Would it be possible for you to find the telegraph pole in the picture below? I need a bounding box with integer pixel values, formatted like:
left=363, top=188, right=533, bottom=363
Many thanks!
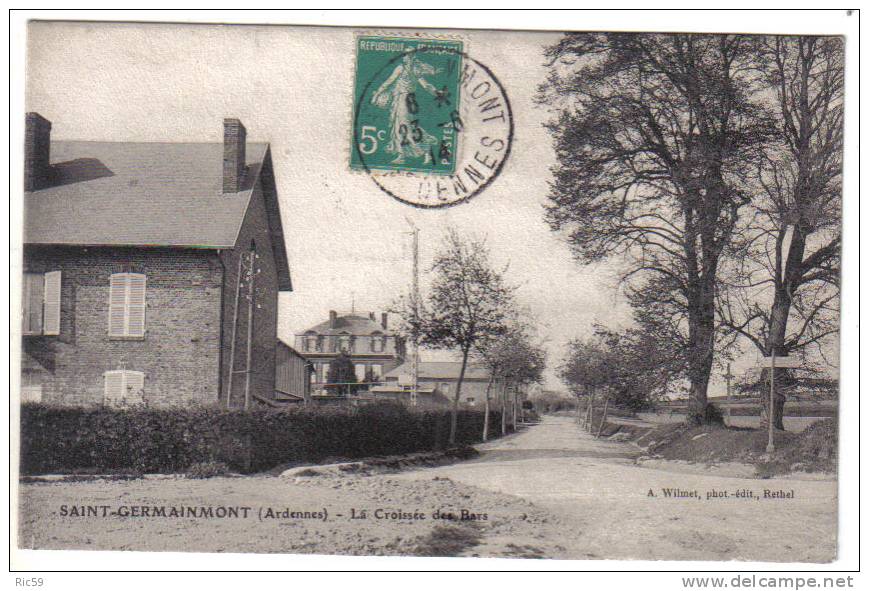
left=410, top=225, right=420, bottom=407
left=243, top=249, right=256, bottom=410
left=724, top=363, right=733, bottom=427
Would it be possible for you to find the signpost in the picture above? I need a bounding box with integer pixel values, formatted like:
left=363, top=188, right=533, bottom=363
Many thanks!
left=755, top=353, right=800, bottom=453
left=724, top=363, right=734, bottom=426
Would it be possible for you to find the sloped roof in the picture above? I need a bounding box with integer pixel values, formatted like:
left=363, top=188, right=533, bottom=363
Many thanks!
left=277, top=338, right=308, bottom=359
left=302, top=314, right=391, bottom=336
left=24, top=141, right=264, bottom=247
left=23, top=140, right=292, bottom=291
left=384, top=361, right=490, bottom=381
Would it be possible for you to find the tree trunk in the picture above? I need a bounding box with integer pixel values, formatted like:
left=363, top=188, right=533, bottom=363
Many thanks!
left=510, top=386, right=519, bottom=431
left=449, top=348, right=470, bottom=445
left=482, top=375, right=494, bottom=442
left=500, top=380, right=507, bottom=435
left=596, top=394, right=610, bottom=438
left=686, top=282, right=716, bottom=426
left=765, top=298, right=792, bottom=431
left=586, top=388, right=596, bottom=433
left=575, top=389, right=583, bottom=425
left=763, top=226, right=807, bottom=431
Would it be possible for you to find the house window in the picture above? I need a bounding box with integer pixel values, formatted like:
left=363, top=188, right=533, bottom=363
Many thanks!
left=320, top=363, right=331, bottom=383
left=354, top=364, right=367, bottom=382
left=338, top=334, right=352, bottom=353
left=371, top=364, right=383, bottom=380
left=304, top=333, right=320, bottom=352
left=370, top=333, right=384, bottom=353
left=103, top=370, right=145, bottom=406
left=466, top=397, right=475, bottom=404
left=440, top=383, right=451, bottom=395
left=108, top=273, right=146, bottom=337
left=22, top=271, right=61, bottom=336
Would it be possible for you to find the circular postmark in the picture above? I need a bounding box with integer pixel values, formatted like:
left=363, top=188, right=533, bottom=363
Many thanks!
left=352, top=42, right=513, bottom=209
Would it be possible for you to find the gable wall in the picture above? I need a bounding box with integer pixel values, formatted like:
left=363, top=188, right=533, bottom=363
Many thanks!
left=219, top=179, right=280, bottom=407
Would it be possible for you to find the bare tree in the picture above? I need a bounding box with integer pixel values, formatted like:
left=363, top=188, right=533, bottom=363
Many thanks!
left=394, top=229, right=516, bottom=445
left=718, top=36, right=843, bottom=429
left=538, top=33, right=774, bottom=424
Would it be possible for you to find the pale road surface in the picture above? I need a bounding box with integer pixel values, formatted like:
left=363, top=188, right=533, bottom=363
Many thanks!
left=395, top=415, right=838, bottom=562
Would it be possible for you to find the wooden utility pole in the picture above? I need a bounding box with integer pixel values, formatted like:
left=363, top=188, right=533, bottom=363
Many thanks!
left=243, top=249, right=256, bottom=410
left=406, top=221, right=420, bottom=407
left=724, top=363, right=734, bottom=427
left=226, top=255, right=244, bottom=408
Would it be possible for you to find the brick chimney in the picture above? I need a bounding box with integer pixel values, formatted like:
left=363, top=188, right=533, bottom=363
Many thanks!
left=223, top=118, right=246, bottom=193
left=329, top=310, right=337, bottom=329
left=25, top=112, right=52, bottom=191
left=381, top=313, right=388, bottom=330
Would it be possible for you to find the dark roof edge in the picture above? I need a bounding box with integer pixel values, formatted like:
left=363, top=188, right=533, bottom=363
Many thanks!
left=257, top=146, right=292, bottom=292
left=22, top=242, right=235, bottom=249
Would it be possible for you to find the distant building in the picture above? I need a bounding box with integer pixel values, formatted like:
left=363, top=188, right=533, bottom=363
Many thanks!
left=372, top=361, right=492, bottom=407
left=294, top=310, right=405, bottom=394
left=20, top=114, right=293, bottom=408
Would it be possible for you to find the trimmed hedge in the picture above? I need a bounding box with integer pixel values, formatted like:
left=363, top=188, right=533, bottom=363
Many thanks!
left=19, top=402, right=507, bottom=475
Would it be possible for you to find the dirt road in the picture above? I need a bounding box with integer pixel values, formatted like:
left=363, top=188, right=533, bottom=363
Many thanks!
left=393, top=415, right=837, bottom=561
left=18, top=415, right=836, bottom=561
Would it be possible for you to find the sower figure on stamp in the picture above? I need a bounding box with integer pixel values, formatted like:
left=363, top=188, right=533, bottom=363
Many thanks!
left=371, top=50, right=440, bottom=165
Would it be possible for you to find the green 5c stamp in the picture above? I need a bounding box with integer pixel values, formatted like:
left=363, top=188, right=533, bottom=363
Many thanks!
left=352, top=36, right=463, bottom=175
left=352, top=35, right=513, bottom=208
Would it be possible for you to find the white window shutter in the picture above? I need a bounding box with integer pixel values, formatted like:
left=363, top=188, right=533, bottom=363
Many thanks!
left=125, top=371, right=145, bottom=403
left=126, top=274, right=147, bottom=337
left=108, top=274, right=128, bottom=336
left=22, top=273, right=44, bottom=335
left=42, top=271, right=61, bottom=336
left=21, top=273, right=33, bottom=335
left=104, top=370, right=125, bottom=404
left=104, top=370, right=145, bottom=405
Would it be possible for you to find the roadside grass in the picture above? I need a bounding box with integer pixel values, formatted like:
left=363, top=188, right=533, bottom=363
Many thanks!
left=410, top=523, right=483, bottom=557
left=650, top=419, right=836, bottom=476
left=603, top=416, right=838, bottom=476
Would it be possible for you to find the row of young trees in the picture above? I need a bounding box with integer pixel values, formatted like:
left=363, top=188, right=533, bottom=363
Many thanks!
left=540, top=34, right=842, bottom=426
left=394, top=230, right=546, bottom=445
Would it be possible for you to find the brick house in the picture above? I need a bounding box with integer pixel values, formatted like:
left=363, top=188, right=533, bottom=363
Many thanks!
left=294, top=311, right=405, bottom=394
left=20, top=113, right=293, bottom=408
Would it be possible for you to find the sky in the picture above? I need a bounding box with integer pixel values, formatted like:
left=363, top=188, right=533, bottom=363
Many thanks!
left=25, top=21, right=832, bottom=392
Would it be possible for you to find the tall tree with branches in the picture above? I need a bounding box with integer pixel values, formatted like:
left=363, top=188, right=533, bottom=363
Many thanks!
left=395, top=229, right=516, bottom=445
left=538, top=33, right=774, bottom=424
left=717, top=36, right=843, bottom=429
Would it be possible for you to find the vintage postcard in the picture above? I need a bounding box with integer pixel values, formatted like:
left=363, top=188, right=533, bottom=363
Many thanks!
left=11, top=13, right=853, bottom=570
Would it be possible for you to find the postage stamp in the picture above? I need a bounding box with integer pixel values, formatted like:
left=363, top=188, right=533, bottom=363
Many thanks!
left=351, top=36, right=464, bottom=175
left=351, top=35, right=513, bottom=208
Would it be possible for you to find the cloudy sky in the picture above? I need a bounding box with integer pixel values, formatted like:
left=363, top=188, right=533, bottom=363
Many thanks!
left=26, top=21, right=783, bottom=392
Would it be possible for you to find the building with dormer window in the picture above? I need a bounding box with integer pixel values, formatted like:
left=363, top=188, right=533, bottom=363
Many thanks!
left=294, top=310, right=405, bottom=394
